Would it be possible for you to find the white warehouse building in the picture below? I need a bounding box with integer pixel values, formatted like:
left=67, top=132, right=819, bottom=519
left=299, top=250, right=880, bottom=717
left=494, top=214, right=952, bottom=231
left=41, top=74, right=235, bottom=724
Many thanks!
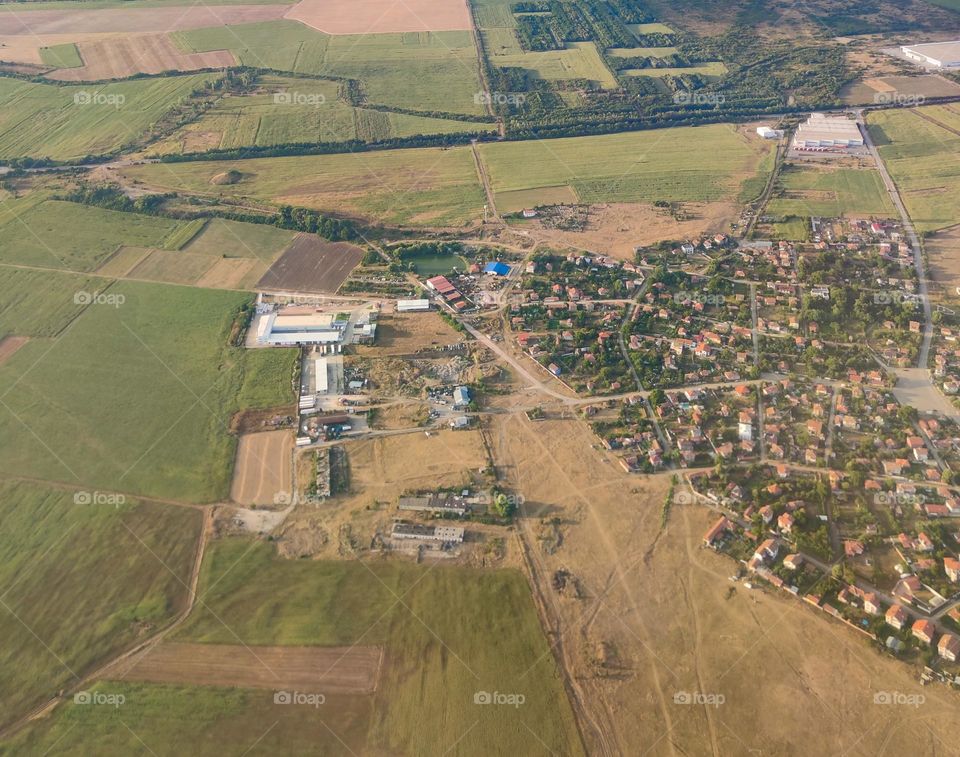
left=793, top=113, right=864, bottom=149
left=901, top=40, right=960, bottom=69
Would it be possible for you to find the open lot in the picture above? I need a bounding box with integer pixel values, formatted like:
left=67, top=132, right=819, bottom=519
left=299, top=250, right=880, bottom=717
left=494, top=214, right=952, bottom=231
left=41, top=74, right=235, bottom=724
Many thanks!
left=0, top=74, right=218, bottom=160
left=230, top=430, right=292, bottom=505
left=493, top=41, right=618, bottom=89
left=120, top=145, right=485, bottom=226
left=256, top=236, right=364, bottom=292
left=480, top=124, right=774, bottom=205
left=356, top=311, right=464, bottom=356
left=116, top=642, right=382, bottom=693
left=0, top=479, right=201, bottom=731
left=767, top=162, right=896, bottom=217
left=0, top=281, right=293, bottom=501
left=868, top=105, right=960, bottom=232
left=285, top=0, right=472, bottom=34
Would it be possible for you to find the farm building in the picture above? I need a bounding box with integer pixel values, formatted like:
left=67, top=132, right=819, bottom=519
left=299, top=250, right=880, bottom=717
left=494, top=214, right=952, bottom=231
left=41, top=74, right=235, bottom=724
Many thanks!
left=901, top=40, right=960, bottom=69
left=397, top=299, right=431, bottom=312
left=453, top=386, right=471, bottom=408
left=391, top=522, right=465, bottom=543
left=399, top=493, right=469, bottom=516
left=756, top=126, right=781, bottom=139
left=793, top=113, right=864, bottom=149
left=484, top=261, right=511, bottom=276
left=314, top=356, right=329, bottom=393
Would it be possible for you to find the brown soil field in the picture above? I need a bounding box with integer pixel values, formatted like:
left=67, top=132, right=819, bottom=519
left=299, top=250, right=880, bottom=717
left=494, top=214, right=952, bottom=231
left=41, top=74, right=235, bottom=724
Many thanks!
left=355, top=311, right=464, bottom=357
left=115, top=642, right=383, bottom=694
left=126, top=248, right=218, bottom=285
left=230, top=430, right=293, bottom=506
left=195, top=256, right=260, bottom=290
left=0, top=5, right=289, bottom=35
left=284, top=0, right=471, bottom=34
left=926, top=223, right=960, bottom=297
left=520, top=201, right=739, bottom=260
left=843, top=74, right=960, bottom=105
left=0, top=335, right=28, bottom=367
left=49, top=33, right=236, bottom=81
left=484, top=408, right=960, bottom=755
left=256, top=235, right=365, bottom=293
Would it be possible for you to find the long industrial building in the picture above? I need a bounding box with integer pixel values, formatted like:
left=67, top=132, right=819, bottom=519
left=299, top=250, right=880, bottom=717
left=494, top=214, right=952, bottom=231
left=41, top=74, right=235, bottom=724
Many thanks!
left=793, top=113, right=864, bottom=149
left=901, top=40, right=960, bottom=69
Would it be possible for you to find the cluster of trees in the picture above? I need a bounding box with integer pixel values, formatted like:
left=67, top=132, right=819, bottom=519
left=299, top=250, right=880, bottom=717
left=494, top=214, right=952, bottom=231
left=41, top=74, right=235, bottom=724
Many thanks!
left=391, top=241, right=463, bottom=260
left=513, top=0, right=645, bottom=52
left=276, top=205, right=356, bottom=240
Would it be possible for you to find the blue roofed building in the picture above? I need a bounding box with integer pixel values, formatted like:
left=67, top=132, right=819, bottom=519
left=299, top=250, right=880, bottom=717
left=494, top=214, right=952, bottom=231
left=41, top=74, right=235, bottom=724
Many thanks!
left=484, top=261, right=510, bottom=276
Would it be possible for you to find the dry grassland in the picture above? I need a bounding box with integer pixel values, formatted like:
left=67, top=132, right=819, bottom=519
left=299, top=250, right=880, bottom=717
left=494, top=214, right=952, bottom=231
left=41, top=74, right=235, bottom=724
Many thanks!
left=285, top=0, right=472, bottom=34
left=230, top=430, right=293, bottom=505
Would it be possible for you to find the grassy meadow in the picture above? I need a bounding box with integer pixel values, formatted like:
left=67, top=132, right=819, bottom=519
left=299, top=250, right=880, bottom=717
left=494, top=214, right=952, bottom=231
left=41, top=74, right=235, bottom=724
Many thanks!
left=0, top=480, right=201, bottom=730
left=767, top=164, right=896, bottom=218
left=181, top=218, right=295, bottom=261
left=868, top=107, right=960, bottom=232
left=493, top=41, right=618, bottom=89
left=39, top=43, right=83, bottom=69
left=0, top=268, right=104, bottom=338
left=0, top=281, right=295, bottom=501
left=0, top=75, right=218, bottom=161
left=173, top=22, right=485, bottom=115
left=150, top=76, right=493, bottom=156
left=121, top=146, right=486, bottom=226
left=480, top=123, right=774, bottom=205
left=0, top=199, right=186, bottom=271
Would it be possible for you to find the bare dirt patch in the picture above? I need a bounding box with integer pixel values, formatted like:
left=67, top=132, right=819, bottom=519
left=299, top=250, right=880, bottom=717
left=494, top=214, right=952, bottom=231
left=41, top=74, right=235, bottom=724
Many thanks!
left=355, top=311, right=464, bottom=357
left=49, top=33, right=236, bottom=81
left=116, top=642, right=383, bottom=694
left=0, top=5, right=289, bottom=35
left=230, top=430, right=293, bottom=506
left=0, top=336, right=28, bottom=367
left=256, top=235, right=365, bottom=293
left=195, top=257, right=258, bottom=290
left=285, top=0, right=471, bottom=34
left=519, top=201, right=738, bottom=260
left=926, top=222, right=960, bottom=296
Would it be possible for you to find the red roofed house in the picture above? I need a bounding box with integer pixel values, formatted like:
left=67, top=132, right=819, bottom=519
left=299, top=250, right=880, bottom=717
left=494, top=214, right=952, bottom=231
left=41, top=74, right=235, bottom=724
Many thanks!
left=939, top=633, right=960, bottom=662
left=912, top=619, right=936, bottom=645
left=886, top=604, right=908, bottom=630
left=945, top=557, right=960, bottom=583
left=703, top=516, right=730, bottom=547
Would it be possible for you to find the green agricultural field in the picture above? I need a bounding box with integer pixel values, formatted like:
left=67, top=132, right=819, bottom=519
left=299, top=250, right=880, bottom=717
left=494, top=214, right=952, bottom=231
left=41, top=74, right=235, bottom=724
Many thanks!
left=5, top=544, right=583, bottom=754
left=0, top=75, right=218, bottom=161
left=150, top=76, right=494, bottom=155
left=122, top=146, right=486, bottom=226
left=493, top=41, right=618, bottom=89
left=182, top=218, right=295, bottom=262
left=608, top=46, right=679, bottom=57
left=0, top=282, right=295, bottom=501
left=39, top=43, right=83, bottom=68
left=174, top=22, right=485, bottom=115
left=0, top=479, right=201, bottom=731
left=766, top=165, right=895, bottom=218
left=480, top=124, right=774, bottom=204
left=0, top=200, right=187, bottom=271
left=0, top=267, right=104, bottom=338
left=868, top=107, right=960, bottom=232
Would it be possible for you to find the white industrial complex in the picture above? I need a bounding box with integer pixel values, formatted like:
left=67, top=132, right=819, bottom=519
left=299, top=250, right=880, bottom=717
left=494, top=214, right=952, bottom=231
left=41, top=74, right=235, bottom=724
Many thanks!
left=793, top=113, right=864, bottom=150
left=253, top=305, right=377, bottom=348
left=900, top=40, right=960, bottom=69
